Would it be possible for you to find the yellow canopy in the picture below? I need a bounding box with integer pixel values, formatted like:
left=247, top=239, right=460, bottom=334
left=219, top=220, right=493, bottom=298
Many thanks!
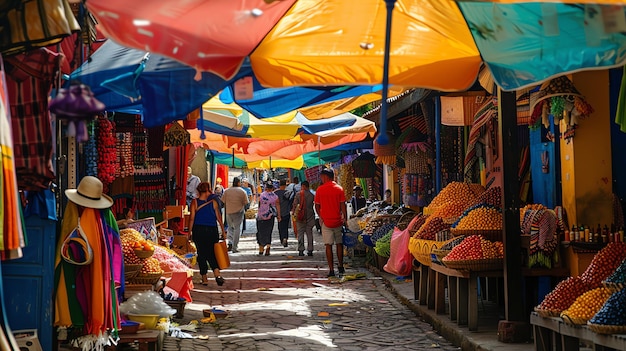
left=251, top=0, right=482, bottom=91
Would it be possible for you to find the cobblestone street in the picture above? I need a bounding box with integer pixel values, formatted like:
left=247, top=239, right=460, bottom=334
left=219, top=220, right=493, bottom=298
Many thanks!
left=161, top=220, right=460, bottom=351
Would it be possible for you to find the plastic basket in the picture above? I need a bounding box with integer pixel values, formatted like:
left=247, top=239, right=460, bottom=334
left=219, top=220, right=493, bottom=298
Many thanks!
left=430, top=249, right=450, bottom=266
left=342, top=227, right=361, bottom=248
left=440, top=258, right=503, bottom=271
left=361, top=234, right=375, bottom=247
left=409, top=237, right=455, bottom=267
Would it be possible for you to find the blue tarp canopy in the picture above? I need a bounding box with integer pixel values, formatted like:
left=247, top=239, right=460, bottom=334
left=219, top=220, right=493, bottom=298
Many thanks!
left=69, top=40, right=252, bottom=127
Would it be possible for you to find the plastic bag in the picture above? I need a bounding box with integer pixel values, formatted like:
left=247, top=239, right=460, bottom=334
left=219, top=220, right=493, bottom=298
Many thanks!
left=383, top=227, right=413, bottom=276
left=119, top=291, right=176, bottom=317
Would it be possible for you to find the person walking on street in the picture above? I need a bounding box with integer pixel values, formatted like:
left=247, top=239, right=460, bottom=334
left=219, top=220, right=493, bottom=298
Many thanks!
left=256, top=182, right=280, bottom=256
left=292, top=181, right=315, bottom=256
left=221, top=177, right=249, bottom=253
left=241, top=178, right=253, bottom=230
left=188, top=181, right=226, bottom=286
left=186, top=167, right=200, bottom=208
left=314, top=168, right=347, bottom=277
left=274, top=179, right=292, bottom=247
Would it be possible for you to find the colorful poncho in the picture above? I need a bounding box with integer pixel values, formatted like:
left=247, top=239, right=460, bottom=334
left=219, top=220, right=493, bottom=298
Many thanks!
left=54, top=202, right=123, bottom=349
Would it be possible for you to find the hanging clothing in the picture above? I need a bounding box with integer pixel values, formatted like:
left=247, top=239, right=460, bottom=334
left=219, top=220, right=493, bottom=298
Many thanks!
left=54, top=202, right=122, bottom=340
left=5, top=48, right=60, bottom=191
left=0, top=59, right=26, bottom=260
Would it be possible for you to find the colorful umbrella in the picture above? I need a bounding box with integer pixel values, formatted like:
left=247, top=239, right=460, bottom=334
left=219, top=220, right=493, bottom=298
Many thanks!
left=87, top=0, right=626, bottom=92
left=200, top=96, right=377, bottom=141
left=69, top=40, right=252, bottom=127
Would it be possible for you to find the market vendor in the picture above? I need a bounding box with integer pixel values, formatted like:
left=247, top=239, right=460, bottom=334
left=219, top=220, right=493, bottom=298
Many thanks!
left=116, top=207, right=135, bottom=228
left=350, top=185, right=367, bottom=213
left=186, top=167, right=200, bottom=208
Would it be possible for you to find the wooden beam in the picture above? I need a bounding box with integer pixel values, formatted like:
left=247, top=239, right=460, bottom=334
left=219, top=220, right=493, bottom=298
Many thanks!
left=498, top=88, right=525, bottom=322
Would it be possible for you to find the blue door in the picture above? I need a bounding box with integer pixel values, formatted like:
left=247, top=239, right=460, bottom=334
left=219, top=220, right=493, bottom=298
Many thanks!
left=2, top=216, right=56, bottom=351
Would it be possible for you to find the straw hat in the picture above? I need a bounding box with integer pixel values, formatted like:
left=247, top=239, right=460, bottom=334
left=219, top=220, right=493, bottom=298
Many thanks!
left=65, top=176, right=113, bottom=209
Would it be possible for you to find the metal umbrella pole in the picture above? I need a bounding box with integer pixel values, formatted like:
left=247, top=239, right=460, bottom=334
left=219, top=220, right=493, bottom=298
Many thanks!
left=377, top=0, right=397, bottom=146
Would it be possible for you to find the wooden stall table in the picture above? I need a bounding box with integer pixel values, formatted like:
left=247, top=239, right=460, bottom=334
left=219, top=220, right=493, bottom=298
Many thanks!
left=531, top=312, right=626, bottom=351
left=106, top=330, right=161, bottom=351
left=429, top=263, right=503, bottom=331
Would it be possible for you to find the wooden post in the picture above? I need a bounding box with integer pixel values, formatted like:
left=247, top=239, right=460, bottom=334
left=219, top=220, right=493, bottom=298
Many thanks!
left=497, top=88, right=526, bottom=325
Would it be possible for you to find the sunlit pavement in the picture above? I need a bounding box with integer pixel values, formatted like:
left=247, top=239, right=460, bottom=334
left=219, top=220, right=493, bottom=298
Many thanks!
left=162, top=219, right=460, bottom=351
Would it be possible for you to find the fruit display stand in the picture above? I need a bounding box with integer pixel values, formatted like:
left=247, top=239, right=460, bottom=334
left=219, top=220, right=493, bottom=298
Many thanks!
left=531, top=243, right=626, bottom=350
left=531, top=312, right=626, bottom=351
left=429, top=261, right=503, bottom=331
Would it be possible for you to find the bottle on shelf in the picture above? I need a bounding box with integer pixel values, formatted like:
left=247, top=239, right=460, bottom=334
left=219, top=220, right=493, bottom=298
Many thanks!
left=572, top=224, right=578, bottom=242
left=583, top=225, right=590, bottom=243
left=594, top=224, right=601, bottom=243
left=611, top=224, right=617, bottom=243
left=602, top=225, right=609, bottom=244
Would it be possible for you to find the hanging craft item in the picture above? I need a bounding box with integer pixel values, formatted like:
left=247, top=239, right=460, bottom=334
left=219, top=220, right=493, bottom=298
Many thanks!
left=163, top=122, right=190, bottom=147
left=96, top=116, right=117, bottom=185
left=351, top=152, right=376, bottom=178
left=401, top=142, right=433, bottom=175
left=0, top=0, right=80, bottom=56
left=529, top=76, right=594, bottom=142
left=49, top=84, right=106, bottom=142
left=521, top=207, right=558, bottom=269
left=373, top=133, right=396, bottom=165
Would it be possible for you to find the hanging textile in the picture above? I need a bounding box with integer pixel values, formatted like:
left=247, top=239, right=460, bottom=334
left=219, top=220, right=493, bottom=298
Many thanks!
left=351, top=152, right=376, bottom=178
left=464, top=99, right=497, bottom=182
left=54, top=202, right=121, bottom=347
left=5, top=47, right=60, bottom=191
left=402, top=173, right=433, bottom=208
left=0, top=56, right=26, bottom=260
left=216, top=164, right=228, bottom=187
left=615, top=66, right=626, bottom=133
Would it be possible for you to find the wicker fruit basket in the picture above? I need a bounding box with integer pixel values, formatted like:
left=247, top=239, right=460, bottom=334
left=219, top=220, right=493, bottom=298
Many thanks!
left=587, top=323, right=626, bottom=335
left=440, top=258, right=503, bottom=271
left=124, top=264, right=143, bottom=280
left=560, top=313, right=587, bottom=326
left=134, top=249, right=154, bottom=259
left=602, top=281, right=624, bottom=293
left=449, top=229, right=502, bottom=242
left=396, top=211, right=418, bottom=231
left=129, top=272, right=163, bottom=285
left=533, top=307, right=561, bottom=318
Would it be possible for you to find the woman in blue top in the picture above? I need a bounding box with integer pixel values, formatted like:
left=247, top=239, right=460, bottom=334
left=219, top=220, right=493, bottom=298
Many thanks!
left=188, top=182, right=226, bottom=286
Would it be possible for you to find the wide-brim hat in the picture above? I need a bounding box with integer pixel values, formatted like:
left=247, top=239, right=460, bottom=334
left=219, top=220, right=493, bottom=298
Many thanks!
left=65, top=176, right=113, bottom=209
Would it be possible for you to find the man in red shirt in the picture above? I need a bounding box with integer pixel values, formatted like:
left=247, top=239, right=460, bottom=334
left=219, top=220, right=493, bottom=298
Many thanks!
left=314, top=168, right=347, bottom=277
